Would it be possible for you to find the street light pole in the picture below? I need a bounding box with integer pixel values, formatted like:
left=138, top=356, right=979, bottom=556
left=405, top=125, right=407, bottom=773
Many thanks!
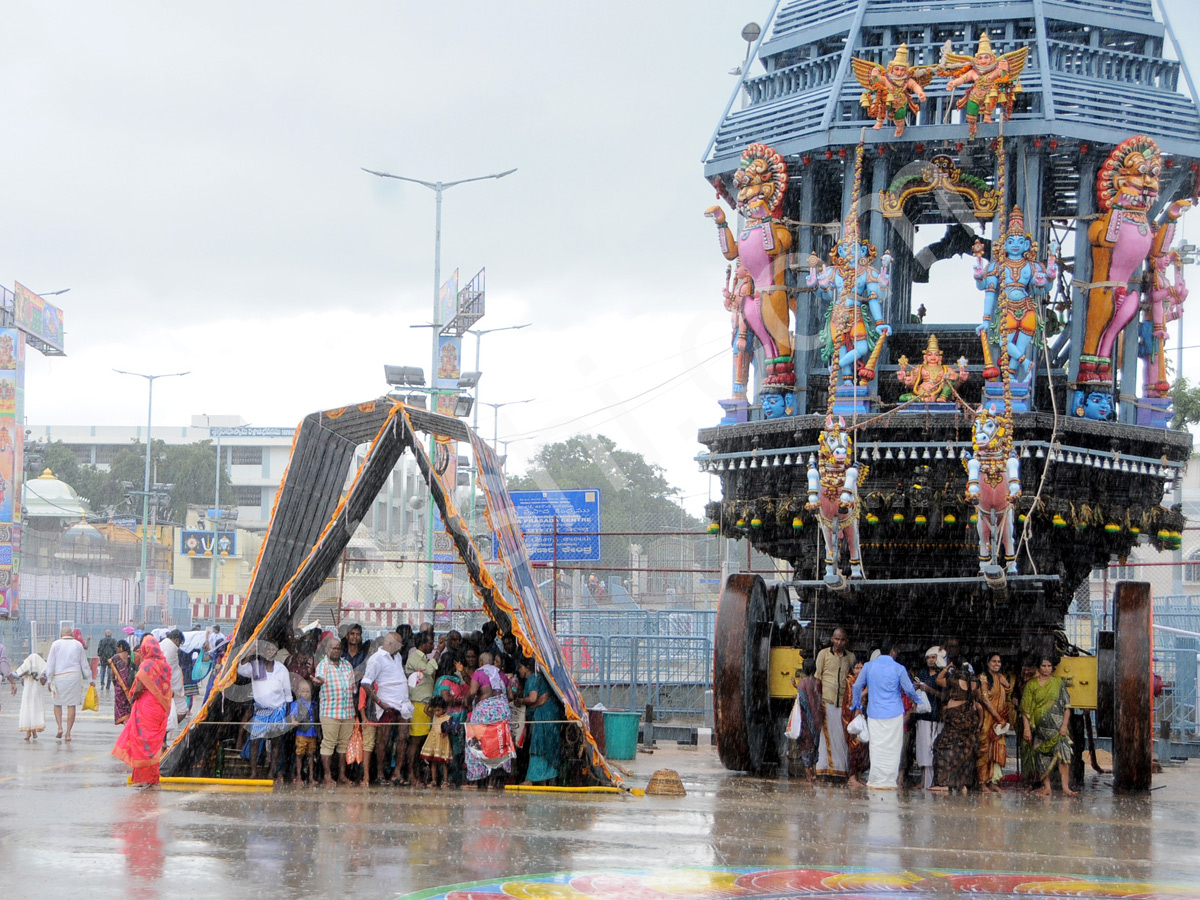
left=115, top=369, right=189, bottom=625
left=480, top=398, right=534, bottom=450
left=363, top=165, right=516, bottom=610
left=466, top=323, right=531, bottom=431
left=210, top=425, right=224, bottom=626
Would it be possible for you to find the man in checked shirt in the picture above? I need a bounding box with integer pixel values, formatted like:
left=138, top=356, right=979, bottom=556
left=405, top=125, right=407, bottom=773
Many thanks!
left=313, top=638, right=357, bottom=786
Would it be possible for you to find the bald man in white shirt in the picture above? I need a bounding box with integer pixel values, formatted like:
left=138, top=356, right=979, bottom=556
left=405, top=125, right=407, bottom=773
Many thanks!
left=41, top=627, right=94, bottom=741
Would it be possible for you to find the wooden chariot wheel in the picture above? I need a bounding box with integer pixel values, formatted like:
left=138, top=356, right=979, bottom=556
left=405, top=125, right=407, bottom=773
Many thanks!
left=713, top=573, right=773, bottom=773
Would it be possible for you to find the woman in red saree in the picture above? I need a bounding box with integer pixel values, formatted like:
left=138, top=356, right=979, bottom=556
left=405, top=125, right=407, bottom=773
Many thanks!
left=111, top=635, right=174, bottom=785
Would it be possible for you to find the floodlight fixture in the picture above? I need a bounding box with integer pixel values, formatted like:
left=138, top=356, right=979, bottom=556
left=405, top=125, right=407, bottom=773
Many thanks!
left=453, top=395, right=474, bottom=418
left=405, top=393, right=428, bottom=409
left=457, top=370, right=482, bottom=389
left=384, top=365, right=426, bottom=387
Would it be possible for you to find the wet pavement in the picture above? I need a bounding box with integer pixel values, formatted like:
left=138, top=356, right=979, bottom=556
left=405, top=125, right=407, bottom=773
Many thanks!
left=2, top=702, right=1200, bottom=900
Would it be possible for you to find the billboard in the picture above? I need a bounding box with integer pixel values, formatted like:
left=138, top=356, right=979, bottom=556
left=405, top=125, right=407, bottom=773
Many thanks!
left=509, top=490, right=602, bottom=562
left=181, top=530, right=238, bottom=558
left=13, top=283, right=65, bottom=354
left=435, top=271, right=461, bottom=416
left=0, top=329, right=25, bottom=616
left=441, top=267, right=485, bottom=337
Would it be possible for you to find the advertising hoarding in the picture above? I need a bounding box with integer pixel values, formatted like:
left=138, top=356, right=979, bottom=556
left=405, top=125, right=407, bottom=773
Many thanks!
left=0, top=329, right=25, bottom=616
left=181, top=530, right=239, bottom=558
left=435, top=270, right=461, bottom=416
left=13, top=283, right=65, bottom=354
left=509, top=490, right=602, bottom=562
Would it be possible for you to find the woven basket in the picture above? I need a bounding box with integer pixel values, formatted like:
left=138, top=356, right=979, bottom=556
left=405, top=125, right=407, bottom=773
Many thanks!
left=645, top=768, right=687, bottom=797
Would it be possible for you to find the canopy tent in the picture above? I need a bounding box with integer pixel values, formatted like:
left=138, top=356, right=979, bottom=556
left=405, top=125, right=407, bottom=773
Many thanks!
left=161, top=398, right=618, bottom=787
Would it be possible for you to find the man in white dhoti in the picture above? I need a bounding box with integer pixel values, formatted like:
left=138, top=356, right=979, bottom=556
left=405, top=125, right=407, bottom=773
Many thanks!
left=851, top=638, right=920, bottom=790
left=161, top=630, right=190, bottom=739
left=41, top=627, right=94, bottom=741
left=813, top=627, right=856, bottom=778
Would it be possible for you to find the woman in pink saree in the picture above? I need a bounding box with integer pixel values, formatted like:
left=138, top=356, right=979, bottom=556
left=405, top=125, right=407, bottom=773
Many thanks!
left=111, top=636, right=174, bottom=785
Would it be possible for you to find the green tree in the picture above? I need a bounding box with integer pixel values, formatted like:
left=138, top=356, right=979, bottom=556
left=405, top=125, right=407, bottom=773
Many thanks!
left=507, top=434, right=703, bottom=574
left=37, top=441, right=81, bottom=483
left=1170, top=377, right=1200, bottom=432
left=37, top=439, right=233, bottom=523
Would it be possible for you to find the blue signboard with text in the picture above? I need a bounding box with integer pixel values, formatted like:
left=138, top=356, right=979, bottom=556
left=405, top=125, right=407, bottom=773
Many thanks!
left=509, top=490, right=601, bottom=562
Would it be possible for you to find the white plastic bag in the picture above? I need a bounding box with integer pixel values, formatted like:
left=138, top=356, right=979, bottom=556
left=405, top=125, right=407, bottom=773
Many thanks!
left=784, top=697, right=803, bottom=740
left=913, top=691, right=932, bottom=715
left=847, top=713, right=870, bottom=743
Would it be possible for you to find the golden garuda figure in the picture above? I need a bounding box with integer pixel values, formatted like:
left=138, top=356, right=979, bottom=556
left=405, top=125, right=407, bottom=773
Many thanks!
left=851, top=44, right=934, bottom=138
left=941, top=33, right=1030, bottom=138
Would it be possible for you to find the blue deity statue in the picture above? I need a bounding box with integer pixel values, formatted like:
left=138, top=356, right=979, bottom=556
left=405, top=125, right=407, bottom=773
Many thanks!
left=807, top=212, right=893, bottom=386
left=973, top=206, right=1058, bottom=384
left=761, top=390, right=796, bottom=419
left=1070, top=389, right=1115, bottom=422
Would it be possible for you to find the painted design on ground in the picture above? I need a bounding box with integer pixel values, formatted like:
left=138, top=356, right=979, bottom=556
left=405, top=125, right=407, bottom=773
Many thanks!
left=397, top=867, right=1200, bottom=900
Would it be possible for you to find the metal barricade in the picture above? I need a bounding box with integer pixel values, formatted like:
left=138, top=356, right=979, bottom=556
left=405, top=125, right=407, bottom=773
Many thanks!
left=557, top=632, right=713, bottom=722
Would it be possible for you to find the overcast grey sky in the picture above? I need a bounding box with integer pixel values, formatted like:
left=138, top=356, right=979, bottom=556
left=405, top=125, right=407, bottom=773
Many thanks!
left=4, top=1, right=1199, bottom=516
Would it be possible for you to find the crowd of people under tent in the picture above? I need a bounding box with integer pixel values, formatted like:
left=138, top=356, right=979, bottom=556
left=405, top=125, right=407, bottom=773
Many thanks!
left=788, top=627, right=1084, bottom=797
left=6, top=619, right=570, bottom=789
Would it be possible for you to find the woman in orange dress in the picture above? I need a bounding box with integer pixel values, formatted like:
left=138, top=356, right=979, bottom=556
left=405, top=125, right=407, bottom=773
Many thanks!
left=841, top=661, right=868, bottom=787
left=976, top=652, right=1012, bottom=791
left=111, top=636, right=174, bottom=785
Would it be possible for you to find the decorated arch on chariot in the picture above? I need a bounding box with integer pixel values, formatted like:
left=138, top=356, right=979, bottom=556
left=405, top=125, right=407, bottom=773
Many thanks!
left=699, top=0, right=1198, bottom=772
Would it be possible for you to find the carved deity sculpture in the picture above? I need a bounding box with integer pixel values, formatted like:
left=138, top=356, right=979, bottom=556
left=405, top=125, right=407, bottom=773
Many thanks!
left=806, top=417, right=864, bottom=585
left=941, top=33, right=1030, bottom=139
left=896, top=334, right=969, bottom=402
left=706, top=143, right=795, bottom=386
left=722, top=262, right=758, bottom=404
left=851, top=44, right=934, bottom=138
left=807, top=212, right=893, bottom=385
left=762, top=390, right=796, bottom=419
left=1142, top=247, right=1188, bottom=398
left=966, top=399, right=1021, bottom=575
left=972, top=206, right=1058, bottom=385
left=1078, top=135, right=1190, bottom=399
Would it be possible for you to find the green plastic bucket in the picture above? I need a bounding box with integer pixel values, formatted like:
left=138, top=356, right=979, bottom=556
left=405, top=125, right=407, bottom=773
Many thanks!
left=601, top=710, right=641, bottom=760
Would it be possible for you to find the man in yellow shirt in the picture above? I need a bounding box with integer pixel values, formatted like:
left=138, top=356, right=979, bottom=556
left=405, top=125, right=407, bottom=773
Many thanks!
left=813, top=627, right=856, bottom=778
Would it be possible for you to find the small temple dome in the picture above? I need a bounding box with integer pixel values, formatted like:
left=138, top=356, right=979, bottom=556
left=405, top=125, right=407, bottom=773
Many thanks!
left=23, top=468, right=90, bottom=520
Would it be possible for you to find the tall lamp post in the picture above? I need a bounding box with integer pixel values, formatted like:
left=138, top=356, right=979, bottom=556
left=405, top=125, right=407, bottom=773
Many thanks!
left=115, top=369, right=189, bottom=624
left=201, top=416, right=233, bottom=627
left=479, top=398, right=534, bottom=450
left=466, top=323, right=530, bottom=430
left=364, top=164, right=516, bottom=609
left=361, top=165, right=516, bottom=404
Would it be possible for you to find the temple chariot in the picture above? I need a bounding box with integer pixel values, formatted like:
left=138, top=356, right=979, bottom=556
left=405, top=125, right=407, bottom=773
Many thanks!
left=698, top=0, right=1198, bottom=773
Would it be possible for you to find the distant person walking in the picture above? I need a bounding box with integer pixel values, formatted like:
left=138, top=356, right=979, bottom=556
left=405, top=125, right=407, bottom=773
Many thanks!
left=109, top=641, right=135, bottom=725
left=96, top=631, right=118, bottom=691
left=112, top=635, right=175, bottom=785
left=851, top=639, right=920, bottom=790
left=42, top=627, right=95, bottom=741
left=14, top=650, right=48, bottom=740
left=1, top=641, right=17, bottom=711
left=160, top=630, right=189, bottom=732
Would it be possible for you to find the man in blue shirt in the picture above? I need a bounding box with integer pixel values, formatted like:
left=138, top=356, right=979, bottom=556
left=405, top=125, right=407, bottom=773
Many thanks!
left=851, top=639, right=920, bottom=789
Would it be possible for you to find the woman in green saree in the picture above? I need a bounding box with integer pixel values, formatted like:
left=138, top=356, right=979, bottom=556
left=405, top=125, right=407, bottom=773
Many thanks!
left=1019, top=655, right=1076, bottom=797
left=518, top=658, right=564, bottom=786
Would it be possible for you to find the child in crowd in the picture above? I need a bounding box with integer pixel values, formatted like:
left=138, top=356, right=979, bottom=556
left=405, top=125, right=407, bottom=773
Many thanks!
left=289, top=680, right=320, bottom=786
left=421, top=695, right=453, bottom=789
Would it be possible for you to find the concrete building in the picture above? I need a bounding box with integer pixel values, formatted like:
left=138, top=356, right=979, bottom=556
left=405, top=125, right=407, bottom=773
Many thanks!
left=28, top=416, right=295, bottom=530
